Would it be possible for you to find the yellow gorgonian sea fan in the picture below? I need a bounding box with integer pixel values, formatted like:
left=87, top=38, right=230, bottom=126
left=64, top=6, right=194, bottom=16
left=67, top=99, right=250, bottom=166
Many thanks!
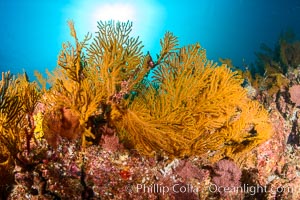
left=115, top=36, right=272, bottom=163
left=42, top=21, right=149, bottom=148
left=0, top=72, right=24, bottom=166
left=33, top=112, right=44, bottom=141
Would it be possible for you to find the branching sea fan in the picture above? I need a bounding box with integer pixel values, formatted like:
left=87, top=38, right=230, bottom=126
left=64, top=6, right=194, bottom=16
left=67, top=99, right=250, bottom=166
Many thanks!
left=39, top=20, right=272, bottom=163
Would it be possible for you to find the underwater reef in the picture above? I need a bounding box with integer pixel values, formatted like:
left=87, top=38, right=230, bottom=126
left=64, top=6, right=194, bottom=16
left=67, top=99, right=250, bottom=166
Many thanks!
left=1, top=21, right=300, bottom=199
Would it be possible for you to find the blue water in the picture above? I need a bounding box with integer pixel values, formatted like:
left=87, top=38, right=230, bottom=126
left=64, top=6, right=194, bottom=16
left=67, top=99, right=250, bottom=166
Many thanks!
left=0, top=0, right=299, bottom=81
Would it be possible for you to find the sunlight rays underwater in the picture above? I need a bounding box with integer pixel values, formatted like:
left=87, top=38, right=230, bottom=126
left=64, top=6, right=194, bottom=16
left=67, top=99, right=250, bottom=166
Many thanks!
left=63, top=0, right=166, bottom=55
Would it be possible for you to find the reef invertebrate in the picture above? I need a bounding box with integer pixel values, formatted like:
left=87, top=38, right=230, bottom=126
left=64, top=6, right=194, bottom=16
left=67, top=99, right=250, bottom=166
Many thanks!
left=42, top=21, right=156, bottom=148
left=38, top=20, right=272, bottom=164
left=0, top=72, right=23, bottom=166
left=115, top=35, right=272, bottom=163
left=33, top=112, right=44, bottom=141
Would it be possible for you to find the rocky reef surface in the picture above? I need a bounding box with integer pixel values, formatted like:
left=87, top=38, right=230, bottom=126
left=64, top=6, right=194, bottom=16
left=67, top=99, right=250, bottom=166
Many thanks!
left=5, top=68, right=300, bottom=200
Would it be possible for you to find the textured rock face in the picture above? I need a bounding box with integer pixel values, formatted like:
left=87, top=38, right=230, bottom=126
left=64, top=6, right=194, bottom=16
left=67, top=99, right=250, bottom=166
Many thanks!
left=289, top=84, right=300, bottom=106
left=5, top=73, right=300, bottom=199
